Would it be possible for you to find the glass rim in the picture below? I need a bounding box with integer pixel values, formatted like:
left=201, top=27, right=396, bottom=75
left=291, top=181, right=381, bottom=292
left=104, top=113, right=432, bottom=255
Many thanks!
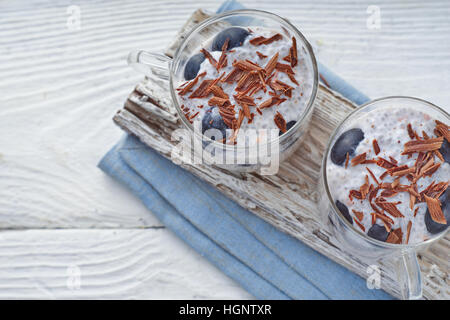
left=322, top=95, right=450, bottom=249
left=169, top=9, right=319, bottom=150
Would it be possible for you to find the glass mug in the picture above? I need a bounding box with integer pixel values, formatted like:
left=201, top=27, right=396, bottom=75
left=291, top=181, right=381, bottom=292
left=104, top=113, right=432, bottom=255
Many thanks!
left=127, top=9, right=318, bottom=173
left=319, top=96, right=449, bottom=300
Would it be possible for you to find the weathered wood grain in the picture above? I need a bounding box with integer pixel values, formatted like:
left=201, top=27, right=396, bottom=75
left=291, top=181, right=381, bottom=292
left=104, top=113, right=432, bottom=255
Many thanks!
left=113, top=9, right=450, bottom=299
left=0, top=229, right=252, bottom=299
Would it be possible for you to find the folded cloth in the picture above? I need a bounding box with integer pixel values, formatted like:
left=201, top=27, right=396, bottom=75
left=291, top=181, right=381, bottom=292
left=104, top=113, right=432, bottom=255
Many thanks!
left=98, top=0, right=392, bottom=299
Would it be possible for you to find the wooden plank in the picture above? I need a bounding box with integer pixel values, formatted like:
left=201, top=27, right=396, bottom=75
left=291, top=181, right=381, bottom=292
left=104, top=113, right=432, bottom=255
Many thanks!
left=113, top=10, right=450, bottom=299
left=0, top=229, right=251, bottom=299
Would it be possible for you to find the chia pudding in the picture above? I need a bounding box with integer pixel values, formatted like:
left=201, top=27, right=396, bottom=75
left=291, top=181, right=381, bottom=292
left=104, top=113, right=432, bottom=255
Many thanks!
left=326, top=105, right=449, bottom=245
left=175, top=26, right=314, bottom=144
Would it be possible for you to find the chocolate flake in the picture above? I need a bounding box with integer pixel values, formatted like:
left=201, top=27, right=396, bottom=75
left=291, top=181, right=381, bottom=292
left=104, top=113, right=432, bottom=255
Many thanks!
left=264, top=53, right=279, bottom=75
left=354, top=218, right=366, bottom=232
left=424, top=194, right=446, bottom=224
left=406, top=221, right=412, bottom=244
left=386, top=228, right=403, bottom=244
left=249, top=33, right=283, bottom=46
left=375, top=198, right=405, bottom=218
left=256, top=51, right=267, bottom=59
left=200, top=48, right=217, bottom=69
left=352, top=210, right=364, bottom=222
left=345, top=152, right=350, bottom=169
left=351, top=152, right=367, bottom=166
left=402, top=137, right=444, bottom=154
left=372, top=139, right=381, bottom=155
left=274, top=112, right=287, bottom=133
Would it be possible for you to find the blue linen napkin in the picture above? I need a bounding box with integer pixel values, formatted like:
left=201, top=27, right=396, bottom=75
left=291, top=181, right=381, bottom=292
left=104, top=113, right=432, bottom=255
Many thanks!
left=98, top=0, right=391, bottom=299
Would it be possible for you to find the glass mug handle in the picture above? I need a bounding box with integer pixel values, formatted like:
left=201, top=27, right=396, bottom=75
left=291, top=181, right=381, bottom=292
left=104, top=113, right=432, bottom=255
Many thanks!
left=395, top=248, right=422, bottom=300
left=127, top=50, right=172, bottom=81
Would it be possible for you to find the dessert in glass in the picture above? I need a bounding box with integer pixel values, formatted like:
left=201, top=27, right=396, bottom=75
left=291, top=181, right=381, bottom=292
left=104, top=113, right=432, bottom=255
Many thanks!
left=320, top=96, right=449, bottom=299
left=128, top=10, right=318, bottom=173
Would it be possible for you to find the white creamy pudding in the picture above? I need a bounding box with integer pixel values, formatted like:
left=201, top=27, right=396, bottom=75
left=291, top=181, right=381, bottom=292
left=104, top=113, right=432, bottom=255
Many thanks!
left=175, top=26, right=314, bottom=143
left=327, top=106, right=449, bottom=244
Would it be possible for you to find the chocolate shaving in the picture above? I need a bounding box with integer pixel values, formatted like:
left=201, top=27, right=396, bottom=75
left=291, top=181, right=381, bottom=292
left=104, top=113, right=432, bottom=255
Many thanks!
left=223, top=68, right=243, bottom=83
left=189, top=79, right=214, bottom=98
left=178, top=72, right=205, bottom=96
left=391, top=166, right=415, bottom=177
left=233, top=60, right=263, bottom=72
left=409, top=193, right=416, bottom=210
left=353, top=218, right=365, bottom=232
left=275, top=62, right=295, bottom=75
left=242, top=103, right=251, bottom=119
left=256, top=51, right=267, bottom=59
left=352, top=210, right=364, bottom=222
left=407, top=123, right=416, bottom=139
left=389, top=156, right=398, bottom=165
left=208, top=96, right=229, bottom=107
left=406, top=221, right=412, bottom=244
left=366, top=167, right=379, bottom=185
left=434, top=150, right=444, bottom=162
left=210, top=85, right=229, bottom=99
left=274, top=112, right=287, bottom=133
left=424, top=195, right=446, bottom=224
left=351, top=152, right=367, bottom=166
left=436, top=123, right=450, bottom=142
left=375, top=198, right=405, bottom=218
left=259, top=97, right=285, bottom=109
left=234, top=94, right=256, bottom=106
left=200, top=48, right=217, bottom=68
left=360, top=175, right=371, bottom=199
left=349, top=189, right=363, bottom=201
left=249, top=33, right=283, bottom=46
left=402, top=137, right=443, bottom=154
left=392, top=177, right=401, bottom=189
left=379, top=171, right=389, bottom=180
left=216, top=38, right=229, bottom=71
left=264, top=53, right=279, bottom=75
left=372, top=139, right=381, bottom=155
left=423, top=162, right=441, bottom=176
left=381, top=189, right=398, bottom=198
left=376, top=157, right=397, bottom=169
left=290, top=36, right=298, bottom=67
left=386, top=228, right=403, bottom=244
left=345, top=153, right=350, bottom=169
left=235, top=71, right=259, bottom=92
left=373, top=211, right=394, bottom=226
left=287, top=73, right=299, bottom=86
left=387, top=164, right=408, bottom=175
left=189, top=111, right=199, bottom=120
left=228, top=109, right=245, bottom=144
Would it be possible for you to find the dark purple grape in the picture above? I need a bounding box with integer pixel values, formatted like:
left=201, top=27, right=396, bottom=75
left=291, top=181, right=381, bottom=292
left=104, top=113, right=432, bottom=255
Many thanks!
left=335, top=200, right=353, bottom=225
left=202, top=107, right=229, bottom=141
left=368, top=224, right=389, bottom=242
left=184, top=52, right=205, bottom=80
left=330, top=128, right=364, bottom=166
left=211, top=27, right=250, bottom=51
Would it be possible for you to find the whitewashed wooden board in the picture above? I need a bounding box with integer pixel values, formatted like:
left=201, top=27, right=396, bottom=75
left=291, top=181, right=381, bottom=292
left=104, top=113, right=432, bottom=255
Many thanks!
left=0, top=0, right=449, bottom=299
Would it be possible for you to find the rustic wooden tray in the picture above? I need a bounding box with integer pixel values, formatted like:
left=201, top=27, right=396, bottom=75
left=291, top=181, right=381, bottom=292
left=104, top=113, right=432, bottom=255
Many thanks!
left=113, top=10, right=449, bottom=299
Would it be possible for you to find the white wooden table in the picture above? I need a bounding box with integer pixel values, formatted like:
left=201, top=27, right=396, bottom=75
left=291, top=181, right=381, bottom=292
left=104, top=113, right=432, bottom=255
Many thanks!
left=0, top=0, right=448, bottom=299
